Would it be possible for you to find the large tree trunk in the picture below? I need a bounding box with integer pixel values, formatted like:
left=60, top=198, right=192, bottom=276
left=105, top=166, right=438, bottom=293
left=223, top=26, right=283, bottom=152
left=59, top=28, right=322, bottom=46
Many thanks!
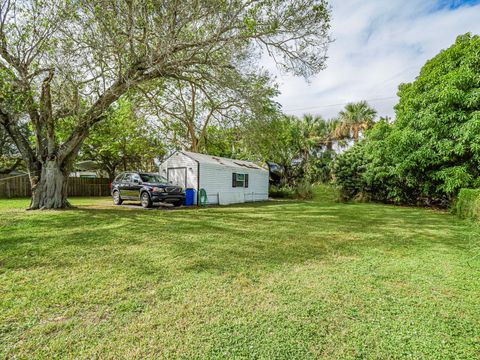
left=29, top=159, right=70, bottom=210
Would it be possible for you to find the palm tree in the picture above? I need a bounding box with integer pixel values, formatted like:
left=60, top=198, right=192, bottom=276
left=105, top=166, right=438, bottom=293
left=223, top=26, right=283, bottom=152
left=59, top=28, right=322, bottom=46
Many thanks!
left=298, top=114, right=338, bottom=158
left=320, top=118, right=342, bottom=151
left=337, top=101, right=377, bottom=142
left=299, top=114, right=322, bottom=161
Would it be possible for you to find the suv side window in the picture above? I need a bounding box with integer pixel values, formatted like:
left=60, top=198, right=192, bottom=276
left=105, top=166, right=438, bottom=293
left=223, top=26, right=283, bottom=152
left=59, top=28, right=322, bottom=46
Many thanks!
left=124, top=174, right=132, bottom=183
left=132, top=173, right=141, bottom=183
left=114, top=174, right=124, bottom=182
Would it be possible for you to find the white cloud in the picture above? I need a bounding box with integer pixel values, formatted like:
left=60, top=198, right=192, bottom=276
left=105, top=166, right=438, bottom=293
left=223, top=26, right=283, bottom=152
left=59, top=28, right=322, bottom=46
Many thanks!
left=266, top=0, right=480, bottom=119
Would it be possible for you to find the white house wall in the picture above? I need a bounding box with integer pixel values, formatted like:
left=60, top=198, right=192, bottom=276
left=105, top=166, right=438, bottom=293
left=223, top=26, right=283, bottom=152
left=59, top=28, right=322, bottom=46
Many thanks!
left=159, top=151, right=269, bottom=206
left=199, top=163, right=268, bottom=205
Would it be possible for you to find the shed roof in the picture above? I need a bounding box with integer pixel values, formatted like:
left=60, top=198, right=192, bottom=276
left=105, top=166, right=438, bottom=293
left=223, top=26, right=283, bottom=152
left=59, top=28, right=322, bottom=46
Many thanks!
left=180, top=151, right=267, bottom=171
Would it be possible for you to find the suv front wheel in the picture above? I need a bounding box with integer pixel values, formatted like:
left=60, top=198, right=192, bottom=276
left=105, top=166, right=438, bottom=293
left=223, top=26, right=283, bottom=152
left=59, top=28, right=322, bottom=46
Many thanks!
left=141, top=192, right=152, bottom=208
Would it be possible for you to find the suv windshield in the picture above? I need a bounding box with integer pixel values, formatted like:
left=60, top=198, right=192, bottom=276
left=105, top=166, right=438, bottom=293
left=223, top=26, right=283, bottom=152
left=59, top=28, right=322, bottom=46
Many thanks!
left=139, top=173, right=168, bottom=184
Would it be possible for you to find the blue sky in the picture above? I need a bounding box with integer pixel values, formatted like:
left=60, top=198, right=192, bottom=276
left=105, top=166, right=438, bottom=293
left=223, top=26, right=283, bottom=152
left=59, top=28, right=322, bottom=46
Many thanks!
left=436, top=0, right=480, bottom=9
left=266, top=0, right=480, bottom=119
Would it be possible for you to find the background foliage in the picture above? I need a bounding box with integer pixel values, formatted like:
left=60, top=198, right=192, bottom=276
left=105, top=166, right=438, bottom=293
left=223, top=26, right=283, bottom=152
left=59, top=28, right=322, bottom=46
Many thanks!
left=334, top=34, right=480, bottom=206
left=454, top=188, right=480, bottom=220
left=80, top=99, right=164, bottom=180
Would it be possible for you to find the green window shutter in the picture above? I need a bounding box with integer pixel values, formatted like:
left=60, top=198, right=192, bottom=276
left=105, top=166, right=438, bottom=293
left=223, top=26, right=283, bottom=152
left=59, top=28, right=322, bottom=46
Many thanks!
left=232, top=173, right=237, bottom=187
left=245, top=174, right=249, bottom=188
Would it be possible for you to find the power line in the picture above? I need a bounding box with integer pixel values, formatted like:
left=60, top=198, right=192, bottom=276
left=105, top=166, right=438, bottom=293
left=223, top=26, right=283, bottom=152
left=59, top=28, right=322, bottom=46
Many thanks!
left=282, top=63, right=420, bottom=113
left=283, top=96, right=397, bottom=112
left=370, top=64, right=419, bottom=88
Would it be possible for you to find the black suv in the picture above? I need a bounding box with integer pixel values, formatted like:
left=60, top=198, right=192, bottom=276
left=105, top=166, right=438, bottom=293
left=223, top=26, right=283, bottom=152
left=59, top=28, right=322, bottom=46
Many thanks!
left=111, top=172, right=185, bottom=208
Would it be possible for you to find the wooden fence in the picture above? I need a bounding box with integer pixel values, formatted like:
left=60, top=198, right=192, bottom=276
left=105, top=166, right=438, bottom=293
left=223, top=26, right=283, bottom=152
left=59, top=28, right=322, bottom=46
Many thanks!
left=0, top=174, right=111, bottom=198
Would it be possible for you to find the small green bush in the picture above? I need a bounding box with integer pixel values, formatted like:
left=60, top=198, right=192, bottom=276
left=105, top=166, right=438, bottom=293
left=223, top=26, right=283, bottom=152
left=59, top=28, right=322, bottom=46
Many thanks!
left=293, top=181, right=314, bottom=200
left=269, top=185, right=294, bottom=199
left=454, top=189, right=480, bottom=221
left=269, top=182, right=314, bottom=200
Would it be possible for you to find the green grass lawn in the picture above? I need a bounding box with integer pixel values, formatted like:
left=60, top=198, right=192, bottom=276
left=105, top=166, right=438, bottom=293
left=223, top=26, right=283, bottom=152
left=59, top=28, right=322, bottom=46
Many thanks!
left=1, top=188, right=479, bottom=359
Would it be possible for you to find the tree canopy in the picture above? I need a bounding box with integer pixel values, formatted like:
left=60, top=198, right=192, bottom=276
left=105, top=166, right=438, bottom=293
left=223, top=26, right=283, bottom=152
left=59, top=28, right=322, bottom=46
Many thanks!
left=336, top=101, right=377, bottom=142
left=237, top=113, right=339, bottom=185
left=334, top=34, right=480, bottom=206
left=80, top=98, right=164, bottom=180
left=139, top=71, right=278, bottom=153
left=0, top=125, right=23, bottom=173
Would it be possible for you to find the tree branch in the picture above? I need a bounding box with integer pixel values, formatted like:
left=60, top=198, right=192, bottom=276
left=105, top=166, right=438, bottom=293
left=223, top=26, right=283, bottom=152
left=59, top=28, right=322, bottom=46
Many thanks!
left=39, top=69, right=55, bottom=157
left=0, top=108, right=36, bottom=167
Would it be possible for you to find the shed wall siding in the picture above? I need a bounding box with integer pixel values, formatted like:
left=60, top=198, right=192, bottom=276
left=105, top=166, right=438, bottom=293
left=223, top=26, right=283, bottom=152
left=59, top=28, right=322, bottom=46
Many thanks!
left=159, top=151, right=269, bottom=206
left=199, top=163, right=268, bottom=205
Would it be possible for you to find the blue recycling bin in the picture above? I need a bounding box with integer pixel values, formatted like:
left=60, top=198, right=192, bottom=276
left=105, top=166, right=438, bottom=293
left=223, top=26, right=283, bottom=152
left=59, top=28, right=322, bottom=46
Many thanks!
left=184, top=188, right=196, bottom=206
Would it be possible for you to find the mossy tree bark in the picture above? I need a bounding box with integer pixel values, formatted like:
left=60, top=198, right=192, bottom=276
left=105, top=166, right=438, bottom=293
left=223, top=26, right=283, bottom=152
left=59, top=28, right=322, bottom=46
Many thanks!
left=29, top=159, right=70, bottom=209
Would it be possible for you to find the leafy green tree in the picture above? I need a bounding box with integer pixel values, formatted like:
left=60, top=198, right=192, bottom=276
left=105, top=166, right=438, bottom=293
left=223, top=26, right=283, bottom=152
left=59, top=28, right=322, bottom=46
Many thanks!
left=140, top=72, right=278, bottom=153
left=242, top=113, right=339, bottom=185
left=335, top=34, right=480, bottom=206
left=80, top=99, right=164, bottom=181
left=337, top=101, right=377, bottom=142
left=0, top=126, right=23, bottom=174
left=332, top=142, right=369, bottom=200
left=392, top=33, right=480, bottom=201
left=334, top=119, right=404, bottom=202
left=239, top=114, right=300, bottom=184
left=304, top=150, right=336, bottom=184
left=203, top=126, right=240, bottom=158
left=0, top=0, right=331, bottom=209
left=298, top=114, right=323, bottom=163
left=296, top=114, right=339, bottom=183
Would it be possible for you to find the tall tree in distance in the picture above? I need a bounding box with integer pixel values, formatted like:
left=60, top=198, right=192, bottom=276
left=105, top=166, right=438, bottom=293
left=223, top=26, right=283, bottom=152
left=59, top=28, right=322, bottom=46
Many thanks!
left=139, top=71, right=278, bottom=153
left=299, top=114, right=341, bottom=154
left=337, top=101, right=377, bottom=142
left=0, top=0, right=331, bottom=209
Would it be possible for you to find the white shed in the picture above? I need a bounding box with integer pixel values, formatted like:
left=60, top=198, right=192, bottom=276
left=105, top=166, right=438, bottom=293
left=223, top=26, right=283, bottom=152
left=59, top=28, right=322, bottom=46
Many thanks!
left=159, top=151, right=269, bottom=205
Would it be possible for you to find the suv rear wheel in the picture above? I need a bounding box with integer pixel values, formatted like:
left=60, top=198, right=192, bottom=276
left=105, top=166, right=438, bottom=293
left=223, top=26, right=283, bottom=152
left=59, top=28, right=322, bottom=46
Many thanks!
left=113, top=190, right=123, bottom=205
left=141, top=192, right=152, bottom=208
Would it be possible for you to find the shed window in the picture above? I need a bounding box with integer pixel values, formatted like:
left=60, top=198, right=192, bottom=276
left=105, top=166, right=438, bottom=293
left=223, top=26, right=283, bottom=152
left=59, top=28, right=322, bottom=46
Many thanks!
left=232, top=173, right=248, bottom=188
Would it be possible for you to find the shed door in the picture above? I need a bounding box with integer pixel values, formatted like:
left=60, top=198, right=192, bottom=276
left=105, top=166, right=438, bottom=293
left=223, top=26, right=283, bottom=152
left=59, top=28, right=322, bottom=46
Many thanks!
left=167, top=167, right=187, bottom=188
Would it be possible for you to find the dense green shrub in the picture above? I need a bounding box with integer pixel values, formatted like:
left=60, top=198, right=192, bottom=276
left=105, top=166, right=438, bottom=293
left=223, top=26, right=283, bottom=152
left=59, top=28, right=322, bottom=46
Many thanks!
left=293, top=181, right=314, bottom=200
left=269, top=181, right=314, bottom=200
left=332, top=143, right=369, bottom=201
left=313, top=183, right=341, bottom=203
left=305, top=151, right=335, bottom=184
left=454, top=189, right=480, bottom=220
left=334, top=34, right=480, bottom=207
left=391, top=33, right=480, bottom=202
left=269, top=185, right=295, bottom=199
